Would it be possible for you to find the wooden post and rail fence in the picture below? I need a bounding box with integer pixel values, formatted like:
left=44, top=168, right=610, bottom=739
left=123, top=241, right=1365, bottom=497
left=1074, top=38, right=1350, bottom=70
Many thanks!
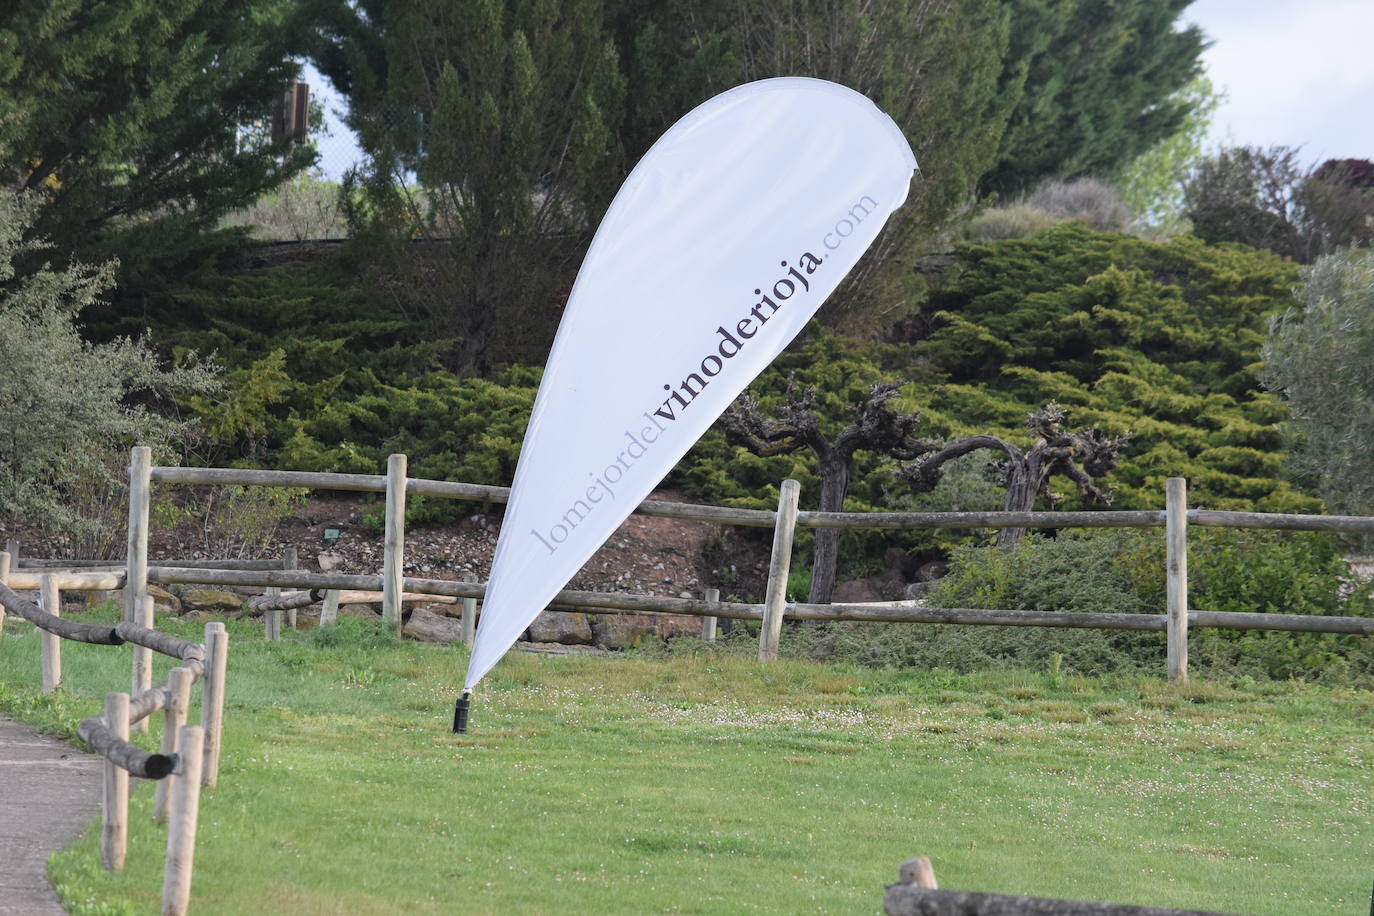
left=4, top=447, right=1374, bottom=912
left=7, top=447, right=1374, bottom=684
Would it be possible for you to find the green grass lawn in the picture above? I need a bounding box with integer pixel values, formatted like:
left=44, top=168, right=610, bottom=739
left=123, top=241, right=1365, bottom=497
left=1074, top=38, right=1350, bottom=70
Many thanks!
left=2, top=608, right=1371, bottom=915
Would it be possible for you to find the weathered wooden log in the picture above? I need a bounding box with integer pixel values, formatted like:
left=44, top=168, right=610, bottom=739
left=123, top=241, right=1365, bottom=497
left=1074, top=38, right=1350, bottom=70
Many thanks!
left=246, top=588, right=322, bottom=613
left=78, top=713, right=176, bottom=780
left=201, top=622, right=228, bottom=788
left=760, top=480, right=801, bottom=662
left=114, top=620, right=205, bottom=662
left=142, top=566, right=1374, bottom=634
left=153, top=668, right=194, bottom=823
left=4, top=571, right=126, bottom=590
left=125, top=446, right=151, bottom=624
left=17, top=557, right=284, bottom=570
left=320, top=590, right=340, bottom=627
left=383, top=453, right=407, bottom=632
left=883, top=884, right=1239, bottom=916
left=151, top=465, right=387, bottom=492
left=702, top=588, right=720, bottom=642
left=131, top=595, right=154, bottom=734
left=127, top=683, right=169, bottom=725
left=0, top=550, right=10, bottom=634
left=1191, top=509, right=1374, bottom=534
left=795, top=604, right=1169, bottom=629
left=0, top=582, right=124, bottom=644
left=40, top=576, right=62, bottom=694
left=1166, top=478, right=1189, bottom=683
left=798, top=509, right=1165, bottom=530
left=101, top=693, right=130, bottom=871
left=1189, top=609, right=1374, bottom=635
left=162, top=724, right=205, bottom=916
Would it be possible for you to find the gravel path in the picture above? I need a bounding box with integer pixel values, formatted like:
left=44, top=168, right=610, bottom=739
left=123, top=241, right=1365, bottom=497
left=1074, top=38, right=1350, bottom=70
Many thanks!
left=0, top=718, right=101, bottom=915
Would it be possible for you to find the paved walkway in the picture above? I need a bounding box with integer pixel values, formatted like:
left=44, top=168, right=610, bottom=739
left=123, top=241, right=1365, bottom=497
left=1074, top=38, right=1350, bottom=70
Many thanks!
left=0, top=717, right=102, bottom=915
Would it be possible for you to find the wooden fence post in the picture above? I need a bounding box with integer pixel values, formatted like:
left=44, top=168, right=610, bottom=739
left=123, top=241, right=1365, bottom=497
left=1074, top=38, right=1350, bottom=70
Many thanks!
left=125, top=446, right=151, bottom=625
left=320, top=589, right=340, bottom=627
left=703, top=587, right=720, bottom=642
left=162, top=723, right=205, bottom=916
left=0, top=550, right=10, bottom=635
left=201, top=622, right=228, bottom=788
left=153, top=667, right=194, bottom=823
left=282, top=547, right=299, bottom=629
left=759, top=479, right=801, bottom=662
left=461, top=575, right=477, bottom=646
left=1166, top=476, right=1189, bottom=683
left=102, top=692, right=130, bottom=871
left=382, top=453, right=408, bottom=633
left=131, top=594, right=154, bottom=734
left=40, top=575, right=62, bottom=694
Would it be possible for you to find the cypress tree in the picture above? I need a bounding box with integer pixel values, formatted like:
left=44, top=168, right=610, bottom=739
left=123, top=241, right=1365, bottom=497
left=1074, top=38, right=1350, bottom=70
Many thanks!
left=980, top=0, right=1206, bottom=196
left=0, top=0, right=315, bottom=266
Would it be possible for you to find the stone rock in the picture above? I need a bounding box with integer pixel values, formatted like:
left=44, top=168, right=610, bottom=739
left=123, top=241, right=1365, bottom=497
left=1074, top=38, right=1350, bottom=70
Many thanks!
left=404, top=606, right=465, bottom=644
left=339, top=603, right=381, bottom=620
left=590, top=613, right=700, bottom=649
left=317, top=552, right=345, bottom=572
left=148, top=584, right=182, bottom=617
left=915, top=560, right=949, bottom=583
left=883, top=547, right=916, bottom=577
left=526, top=611, right=593, bottom=645
left=831, top=578, right=883, bottom=604
left=904, top=581, right=933, bottom=600
left=874, top=568, right=909, bottom=601
left=180, top=610, right=213, bottom=623
left=177, top=587, right=244, bottom=615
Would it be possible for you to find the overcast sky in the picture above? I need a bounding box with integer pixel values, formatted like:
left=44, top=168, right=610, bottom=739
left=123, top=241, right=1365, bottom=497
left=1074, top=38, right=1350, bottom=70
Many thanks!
left=1185, top=0, right=1374, bottom=163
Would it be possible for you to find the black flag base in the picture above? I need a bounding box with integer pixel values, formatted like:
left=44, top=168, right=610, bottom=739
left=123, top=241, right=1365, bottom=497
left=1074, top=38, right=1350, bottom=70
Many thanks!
left=453, top=691, right=472, bottom=734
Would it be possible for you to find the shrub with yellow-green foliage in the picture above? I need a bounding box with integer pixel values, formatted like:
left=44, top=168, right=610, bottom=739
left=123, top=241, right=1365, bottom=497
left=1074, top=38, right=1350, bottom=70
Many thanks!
left=908, top=224, right=1311, bottom=512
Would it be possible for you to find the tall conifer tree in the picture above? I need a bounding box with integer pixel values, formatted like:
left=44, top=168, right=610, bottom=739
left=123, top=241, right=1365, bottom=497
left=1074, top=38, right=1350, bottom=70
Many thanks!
left=0, top=0, right=315, bottom=263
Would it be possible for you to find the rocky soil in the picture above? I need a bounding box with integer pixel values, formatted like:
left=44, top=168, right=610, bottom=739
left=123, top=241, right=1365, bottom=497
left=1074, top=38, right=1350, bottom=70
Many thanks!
left=3, top=490, right=781, bottom=651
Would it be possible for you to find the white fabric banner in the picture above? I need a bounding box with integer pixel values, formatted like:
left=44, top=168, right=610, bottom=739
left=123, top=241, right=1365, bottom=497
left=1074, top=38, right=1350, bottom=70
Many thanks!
left=464, top=77, right=916, bottom=690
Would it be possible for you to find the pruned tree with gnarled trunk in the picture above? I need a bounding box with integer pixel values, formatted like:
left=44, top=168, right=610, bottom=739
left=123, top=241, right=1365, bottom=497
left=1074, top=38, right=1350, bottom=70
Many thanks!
left=896, top=403, right=1129, bottom=547
left=721, top=379, right=927, bottom=604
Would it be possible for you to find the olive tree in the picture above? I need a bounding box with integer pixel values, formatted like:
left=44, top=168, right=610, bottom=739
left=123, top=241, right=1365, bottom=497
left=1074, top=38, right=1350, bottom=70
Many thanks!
left=1262, top=248, right=1374, bottom=516
left=0, top=192, right=219, bottom=554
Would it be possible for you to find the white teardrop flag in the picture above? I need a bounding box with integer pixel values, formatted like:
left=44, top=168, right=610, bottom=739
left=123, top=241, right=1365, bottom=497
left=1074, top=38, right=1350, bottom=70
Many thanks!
left=463, top=78, right=916, bottom=692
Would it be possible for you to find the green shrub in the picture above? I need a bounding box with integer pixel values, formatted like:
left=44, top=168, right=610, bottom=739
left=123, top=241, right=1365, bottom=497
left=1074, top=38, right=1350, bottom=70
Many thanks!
left=799, top=527, right=1374, bottom=684
left=799, top=531, right=1163, bottom=676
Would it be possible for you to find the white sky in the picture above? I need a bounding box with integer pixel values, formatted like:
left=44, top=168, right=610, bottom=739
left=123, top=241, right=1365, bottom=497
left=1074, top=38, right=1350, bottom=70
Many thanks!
left=306, top=2, right=1374, bottom=181
left=1185, top=0, right=1374, bottom=163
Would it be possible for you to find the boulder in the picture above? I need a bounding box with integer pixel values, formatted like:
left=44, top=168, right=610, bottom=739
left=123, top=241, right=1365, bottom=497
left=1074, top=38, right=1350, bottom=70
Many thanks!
left=177, top=587, right=244, bottom=616
left=590, top=613, right=700, bottom=649
left=317, top=551, right=345, bottom=572
left=904, top=581, right=933, bottom=600
left=915, top=560, right=949, bottom=583
left=339, top=603, right=381, bottom=620
left=831, top=578, right=883, bottom=604
left=404, top=606, right=466, bottom=644
left=526, top=611, right=593, bottom=645
left=148, top=584, right=182, bottom=617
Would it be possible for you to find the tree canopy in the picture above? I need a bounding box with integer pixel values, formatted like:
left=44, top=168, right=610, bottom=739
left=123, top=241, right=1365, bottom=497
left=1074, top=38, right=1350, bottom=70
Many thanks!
left=1262, top=248, right=1374, bottom=516
left=0, top=0, right=315, bottom=267
left=980, top=0, right=1206, bottom=197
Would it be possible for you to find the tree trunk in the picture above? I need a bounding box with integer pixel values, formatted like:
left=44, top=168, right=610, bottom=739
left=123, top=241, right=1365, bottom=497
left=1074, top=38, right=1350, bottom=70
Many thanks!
left=809, top=452, right=851, bottom=603
left=994, top=466, right=1033, bottom=543
left=995, top=460, right=1042, bottom=547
